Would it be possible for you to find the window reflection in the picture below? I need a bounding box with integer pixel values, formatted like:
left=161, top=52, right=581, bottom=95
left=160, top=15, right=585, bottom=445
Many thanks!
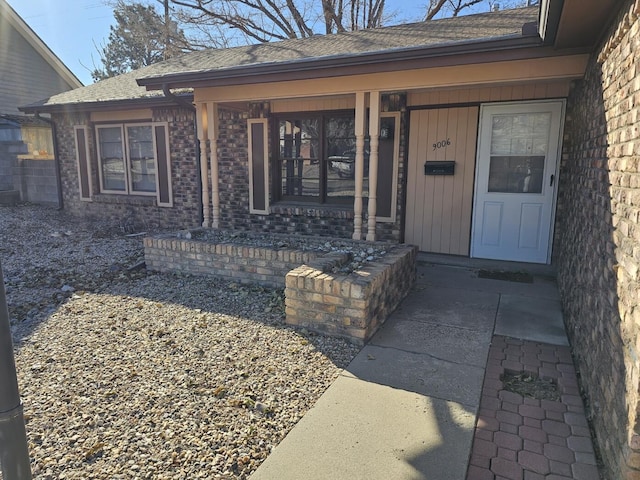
left=488, top=156, right=545, bottom=193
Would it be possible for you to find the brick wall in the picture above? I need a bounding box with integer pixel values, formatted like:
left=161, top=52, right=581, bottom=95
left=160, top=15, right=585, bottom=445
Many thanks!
left=144, top=233, right=417, bottom=343
left=214, top=107, right=405, bottom=243
left=556, top=1, right=640, bottom=478
left=52, top=107, right=201, bottom=231
left=52, top=103, right=405, bottom=239
left=144, top=234, right=322, bottom=288
left=285, top=244, right=417, bottom=343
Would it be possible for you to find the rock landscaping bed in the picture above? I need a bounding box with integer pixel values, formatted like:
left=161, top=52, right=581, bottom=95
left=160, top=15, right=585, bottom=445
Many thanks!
left=1, top=205, right=361, bottom=479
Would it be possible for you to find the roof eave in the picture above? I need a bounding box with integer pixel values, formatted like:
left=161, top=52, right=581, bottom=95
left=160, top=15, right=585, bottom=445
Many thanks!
left=19, top=93, right=194, bottom=115
left=538, top=0, right=564, bottom=46
left=138, top=33, right=546, bottom=90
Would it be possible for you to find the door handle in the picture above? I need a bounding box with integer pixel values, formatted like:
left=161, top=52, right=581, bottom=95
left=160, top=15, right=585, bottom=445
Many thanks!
left=550, top=174, right=555, bottom=187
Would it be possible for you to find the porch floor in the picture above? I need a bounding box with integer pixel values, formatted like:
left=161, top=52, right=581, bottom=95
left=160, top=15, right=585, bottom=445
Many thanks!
left=250, top=254, right=600, bottom=480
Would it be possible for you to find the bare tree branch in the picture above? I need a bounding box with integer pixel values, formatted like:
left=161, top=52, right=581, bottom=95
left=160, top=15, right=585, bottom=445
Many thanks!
left=451, top=0, right=484, bottom=16
left=168, top=0, right=393, bottom=42
left=425, top=0, right=448, bottom=20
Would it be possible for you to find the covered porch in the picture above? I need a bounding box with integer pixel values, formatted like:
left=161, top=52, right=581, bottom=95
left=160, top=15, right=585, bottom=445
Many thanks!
left=188, top=52, right=587, bottom=263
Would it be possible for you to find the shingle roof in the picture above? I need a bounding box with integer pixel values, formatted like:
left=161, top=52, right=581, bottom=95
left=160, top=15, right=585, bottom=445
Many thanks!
left=21, top=66, right=185, bottom=112
left=22, top=6, right=538, bottom=112
left=140, top=6, right=538, bottom=80
left=0, top=114, right=52, bottom=127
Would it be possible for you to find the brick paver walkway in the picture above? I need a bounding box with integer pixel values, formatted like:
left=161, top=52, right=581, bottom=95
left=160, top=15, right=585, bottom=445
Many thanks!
left=466, top=336, right=601, bottom=480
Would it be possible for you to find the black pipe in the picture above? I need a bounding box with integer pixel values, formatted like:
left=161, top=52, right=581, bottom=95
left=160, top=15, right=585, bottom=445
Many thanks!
left=0, top=261, right=32, bottom=479
left=35, top=113, right=63, bottom=210
left=161, top=84, right=195, bottom=112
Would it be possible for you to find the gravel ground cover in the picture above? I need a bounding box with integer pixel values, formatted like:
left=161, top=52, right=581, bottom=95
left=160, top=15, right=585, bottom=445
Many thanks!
left=1, top=205, right=361, bottom=479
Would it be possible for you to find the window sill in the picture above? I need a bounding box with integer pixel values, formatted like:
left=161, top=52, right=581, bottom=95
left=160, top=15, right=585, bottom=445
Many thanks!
left=92, top=194, right=157, bottom=206
left=270, top=202, right=354, bottom=219
left=17, top=154, right=55, bottom=161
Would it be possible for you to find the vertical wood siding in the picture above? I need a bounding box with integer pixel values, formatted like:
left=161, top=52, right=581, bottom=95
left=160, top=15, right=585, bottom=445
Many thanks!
left=407, top=81, right=572, bottom=107
left=405, top=106, right=478, bottom=255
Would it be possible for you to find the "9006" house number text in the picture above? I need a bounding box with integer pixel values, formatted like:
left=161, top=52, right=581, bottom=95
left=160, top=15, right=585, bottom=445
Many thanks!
left=433, top=138, right=451, bottom=150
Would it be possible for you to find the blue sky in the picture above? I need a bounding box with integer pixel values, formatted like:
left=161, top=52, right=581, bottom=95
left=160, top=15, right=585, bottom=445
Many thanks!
left=7, top=1, right=494, bottom=86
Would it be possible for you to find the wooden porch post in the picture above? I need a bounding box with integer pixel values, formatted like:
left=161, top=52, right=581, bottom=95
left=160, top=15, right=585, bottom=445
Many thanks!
left=353, top=91, right=366, bottom=240
left=366, top=91, right=381, bottom=241
left=196, top=102, right=210, bottom=228
left=207, top=103, right=220, bottom=229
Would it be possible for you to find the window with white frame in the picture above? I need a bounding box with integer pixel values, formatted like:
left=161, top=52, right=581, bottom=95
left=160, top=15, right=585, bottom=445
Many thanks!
left=96, top=123, right=157, bottom=195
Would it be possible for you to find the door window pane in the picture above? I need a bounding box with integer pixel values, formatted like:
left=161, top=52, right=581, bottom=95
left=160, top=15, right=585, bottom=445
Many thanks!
left=491, top=113, right=551, bottom=155
left=488, top=155, right=545, bottom=193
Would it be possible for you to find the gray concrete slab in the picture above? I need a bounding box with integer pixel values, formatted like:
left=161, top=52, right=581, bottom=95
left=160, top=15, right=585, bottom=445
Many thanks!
left=393, top=285, right=499, bottom=331
left=495, top=294, right=568, bottom=346
left=250, top=374, right=476, bottom=480
left=372, top=320, right=491, bottom=367
left=251, top=259, right=569, bottom=480
left=416, top=263, right=561, bottom=301
left=417, top=253, right=556, bottom=276
left=343, top=345, right=485, bottom=406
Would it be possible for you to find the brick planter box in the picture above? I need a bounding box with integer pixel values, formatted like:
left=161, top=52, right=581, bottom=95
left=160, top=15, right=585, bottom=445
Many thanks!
left=144, top=232, right=417, bottom=343
left=144, top=234, right=323, bottom=288
left=285, top=245, right=417, bottom=343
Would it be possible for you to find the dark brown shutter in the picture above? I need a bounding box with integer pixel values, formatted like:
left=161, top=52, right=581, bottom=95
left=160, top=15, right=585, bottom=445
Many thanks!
left=74, top=127, right=91, bottom=201
left=154, top=124, right=173, bottom=207
left=248, top=119, right=269, bottom=214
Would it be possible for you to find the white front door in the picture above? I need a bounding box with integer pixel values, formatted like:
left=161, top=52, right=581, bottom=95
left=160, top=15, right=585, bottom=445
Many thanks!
left=471, top=101, right=564, bottom=264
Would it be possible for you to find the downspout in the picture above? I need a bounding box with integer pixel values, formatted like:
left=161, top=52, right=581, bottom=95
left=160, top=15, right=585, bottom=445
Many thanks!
left=0, top=261, right=32, bottom=480
left=35, top=113, right=63, bottom=210
left=161, top=85, right=204, bottom=225
left=162, top=84, right=196, bottom=112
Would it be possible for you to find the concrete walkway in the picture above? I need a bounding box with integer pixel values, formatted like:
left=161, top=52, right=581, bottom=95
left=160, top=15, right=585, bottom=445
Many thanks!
left=251, top=255, right=598, bottom=480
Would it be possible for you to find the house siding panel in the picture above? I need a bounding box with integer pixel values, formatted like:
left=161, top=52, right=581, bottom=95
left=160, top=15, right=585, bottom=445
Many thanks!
left=405, top=106, right=478, bottom=255
left=407, top=81, right=572, bottom=107
left=0, top=19, right=75, bottom=114
left=556, top=1, right=640, bottom=479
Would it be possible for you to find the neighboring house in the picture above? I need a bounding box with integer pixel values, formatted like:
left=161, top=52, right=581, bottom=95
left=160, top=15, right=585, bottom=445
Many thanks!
left=0, top=0, right=82, bottom=205
left=20, top=0, right=640, bottom=477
